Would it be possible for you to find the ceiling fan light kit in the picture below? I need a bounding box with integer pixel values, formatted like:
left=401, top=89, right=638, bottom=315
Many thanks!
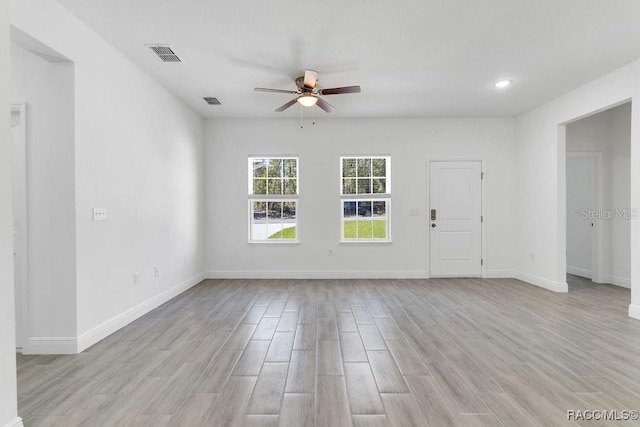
left=255, top=69, right=361, bottom=113
left=297, top=94, right=318, bottom=107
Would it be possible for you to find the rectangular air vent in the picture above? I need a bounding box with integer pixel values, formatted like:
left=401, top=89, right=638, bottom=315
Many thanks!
left=148, top=45, right=181, bottom=62
left=203, top=97, right=222, bottom=105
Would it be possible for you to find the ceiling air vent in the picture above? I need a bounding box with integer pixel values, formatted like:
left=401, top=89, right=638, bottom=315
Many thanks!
left=149, top=45, right=181, bottom=62
left=203, top=97, right=222, bottom=106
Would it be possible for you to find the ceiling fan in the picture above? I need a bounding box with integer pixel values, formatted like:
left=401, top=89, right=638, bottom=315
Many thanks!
left=254, top=69, right=361, bottom=113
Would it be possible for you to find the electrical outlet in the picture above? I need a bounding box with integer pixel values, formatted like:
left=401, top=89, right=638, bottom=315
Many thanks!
left=154, top=267, right=160, bottom=278
left=92, top=208, right=107, bottom=221
left=134, top=272, right=140, bottom=285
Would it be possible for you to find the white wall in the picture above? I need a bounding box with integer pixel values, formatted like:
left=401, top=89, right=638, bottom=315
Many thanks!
left=1, top=1, right=21, bottom=426
left=566, top=103, right=631, bottom=287
left=515, top=58, right=640, bottom=318
left=205, top=118, right=516, bottom=278
left=11, top=43, right=77, bottom=348
left=11, top=0, right=205, bottom=353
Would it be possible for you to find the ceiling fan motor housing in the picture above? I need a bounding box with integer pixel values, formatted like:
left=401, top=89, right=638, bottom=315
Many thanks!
left=296, top=76, right=314, bottom=92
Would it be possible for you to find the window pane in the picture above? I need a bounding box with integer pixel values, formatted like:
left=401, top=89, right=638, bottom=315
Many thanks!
left=373, top=201, right=386, bottom=216
left=342, top=158, right=356, bottom=177
left=343, top=201, right=356, bottom=218
left=253, top=202, right=266, bottom=220
left=284, top=159, right=297, bottom=178
left=357, top=201, right=372, bottom=217
left=343, top=220, right=356, bottom=238
left=357, top=220, right=373, bottom=238
left=253, top=160, right=267, bottom=178
left=372, top=178, right=386, bottom=194
left=268, top=178, right=283, bottom=195
left=372, top=158, right=386, bottom=177
left=343, top=178, right=356, bottom=194
left=268, top=202, right=282, bottom=219
left=357, top=158, right=371, bottom=177
left=272, top=202, right=283, bottom=219
left=284, top=179, right=297, bottom=195
left=253, top=178, right=267, bottom=195
left=251, top=202, right=268, bottom=240
left=373, top=220, right=386, bottom=238
left=357, top=178, right=371, bottom=194
left=283, top=201, right=296, bottom=218
left=267, top=159, right=283, bottom=177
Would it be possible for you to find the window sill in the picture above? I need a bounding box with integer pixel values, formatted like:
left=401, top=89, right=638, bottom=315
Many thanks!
left=248, top=241, right=301, bottom=246
left=339, top=240, right=392, bottom=245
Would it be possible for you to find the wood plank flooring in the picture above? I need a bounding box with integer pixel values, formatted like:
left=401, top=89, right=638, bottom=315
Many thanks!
left=17, top=276, right=640, bottom=426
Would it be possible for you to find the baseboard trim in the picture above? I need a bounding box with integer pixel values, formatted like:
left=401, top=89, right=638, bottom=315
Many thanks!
left=594, top=274, right=631, bottom=289
left=207, top=270, right=518, bottom=280
left=483, top=270, right=515, bottom=279
left=567, top=266, right=591, bottom=279
left=3, top=417, right=23, bottom=427
left=629, top=304, right=640, bottom=320
left=23, top=337, right=78, bottom=355
left=76, top=272, right=205, bottom=352
left=205, top=270, right=429, bottom=279
left=515, top=271, right=568, bottom=293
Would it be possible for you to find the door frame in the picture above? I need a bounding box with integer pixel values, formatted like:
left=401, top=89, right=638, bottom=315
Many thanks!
left=565, top=152, right=603, bottom=283
left=426, top=158, right=485, bottom=278
left=12, top=102, right=28, bottom=352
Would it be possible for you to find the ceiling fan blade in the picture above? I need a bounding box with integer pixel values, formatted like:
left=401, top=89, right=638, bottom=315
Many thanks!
left=275, top=98, right=298, bottom=112
left=318, top=85, right=361, bottom=95
left=303, top=69, right=319, bottom=89
left=255, top=87, right=299, bottom=94
left=315, top=97, right=335, bottom=113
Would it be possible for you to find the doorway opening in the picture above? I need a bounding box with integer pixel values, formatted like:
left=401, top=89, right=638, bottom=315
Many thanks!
left=565, top=102, right=631, bottom=292
left=11, top=27, right=76, bottom=354
left=12, top=103, right=27, bottom=353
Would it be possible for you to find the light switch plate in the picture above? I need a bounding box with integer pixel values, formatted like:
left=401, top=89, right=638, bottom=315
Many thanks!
left=93, top=208, right=107, bottom=221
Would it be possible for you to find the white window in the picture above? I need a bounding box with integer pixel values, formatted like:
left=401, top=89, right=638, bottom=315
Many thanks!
left=340, top=156, right=391, bottom=241
left=249, top=157, right=298, bottom=242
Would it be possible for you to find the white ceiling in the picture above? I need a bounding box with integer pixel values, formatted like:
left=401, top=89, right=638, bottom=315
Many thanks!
left=57, top=0, right=640, bottom=119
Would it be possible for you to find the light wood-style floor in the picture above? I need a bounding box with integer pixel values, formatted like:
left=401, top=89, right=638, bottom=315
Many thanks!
left=17, top=276, right=640, bottom=426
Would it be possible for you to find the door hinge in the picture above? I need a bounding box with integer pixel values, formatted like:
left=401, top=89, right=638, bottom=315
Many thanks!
left=481, top=258, right=484, bottom=266
left=481, top=215, right=483, bottom=223
left=481, top=172, right=484, bottom=180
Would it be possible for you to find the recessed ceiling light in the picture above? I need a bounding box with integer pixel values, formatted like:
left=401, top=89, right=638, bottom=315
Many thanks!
left=494, top=80, right=512, bottom=89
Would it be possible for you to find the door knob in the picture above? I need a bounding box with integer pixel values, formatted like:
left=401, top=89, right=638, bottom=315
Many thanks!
left=431, top=223, right=436, bottom=228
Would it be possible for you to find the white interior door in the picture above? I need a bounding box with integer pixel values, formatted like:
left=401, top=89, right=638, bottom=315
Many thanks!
left=429, top=161, right=482, bottom=277
left=12, top=104, right=27, bottom=352
left=566, top=154, right=596, bottom=279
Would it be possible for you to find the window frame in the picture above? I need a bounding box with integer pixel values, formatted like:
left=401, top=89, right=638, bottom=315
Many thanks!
left=248, top=156, right=299, bottom=244
left=340, top=155, right=391, bottom=243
